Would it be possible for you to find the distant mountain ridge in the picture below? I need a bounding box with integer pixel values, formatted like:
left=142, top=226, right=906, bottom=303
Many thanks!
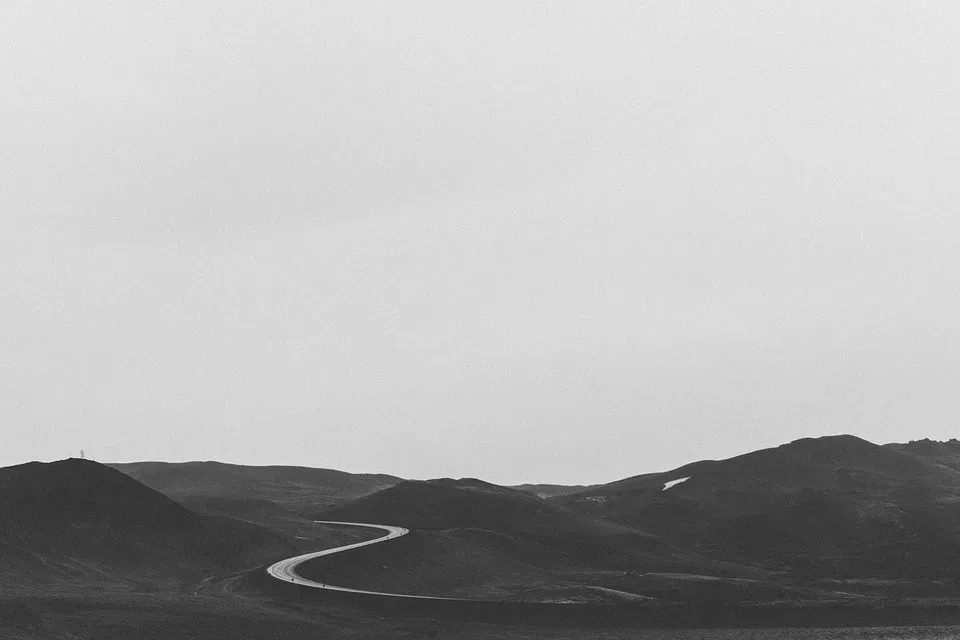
left=109, top=461, right=402, bottom=521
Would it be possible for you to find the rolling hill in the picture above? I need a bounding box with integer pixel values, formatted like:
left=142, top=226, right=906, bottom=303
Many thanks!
left=108, top=461, right=402, bottom=534
left=556, top=435, right=960, bottom=579
left=306, top=477, right=748, bottom=601
left=0, top=458, right=296, bottom=594
left=13, top=437, right=960, bottom=630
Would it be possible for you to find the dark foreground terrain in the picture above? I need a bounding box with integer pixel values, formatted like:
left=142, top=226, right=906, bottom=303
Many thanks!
left=7, top=593, right=960, bottom=640
left=7, top=437, right=960, bottom=637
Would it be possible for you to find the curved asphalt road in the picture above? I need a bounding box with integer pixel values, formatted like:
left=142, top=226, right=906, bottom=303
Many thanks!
left=266, top=520, right=460, bottom=600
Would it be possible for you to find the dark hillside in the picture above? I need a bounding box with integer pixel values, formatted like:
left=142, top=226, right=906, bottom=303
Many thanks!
left=0, top=459, right=294, bottom=593
left=583, top=435, right=956, bottom=498
left=109, top=461, right=401, bottom=519
left=319, top=477, right=666, bottom=548
left=557, top=436, right=960, bottom=578
left=310, top=478, right=751, bottom=601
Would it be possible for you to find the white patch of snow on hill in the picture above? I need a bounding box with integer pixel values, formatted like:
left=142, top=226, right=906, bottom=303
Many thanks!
left=661, top=477, right=691, bottom=491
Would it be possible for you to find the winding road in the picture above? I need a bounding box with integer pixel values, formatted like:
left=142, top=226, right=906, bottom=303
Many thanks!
left=265, top=520, right=647, bottom=621
left=265, top=520, right=459, bottom=600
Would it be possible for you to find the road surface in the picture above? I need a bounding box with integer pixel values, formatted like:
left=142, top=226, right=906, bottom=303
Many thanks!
left=265, top=520, right=460, bottom=600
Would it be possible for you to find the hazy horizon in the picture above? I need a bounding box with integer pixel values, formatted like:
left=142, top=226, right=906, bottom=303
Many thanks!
left=5, top=2, right=960, bottom=485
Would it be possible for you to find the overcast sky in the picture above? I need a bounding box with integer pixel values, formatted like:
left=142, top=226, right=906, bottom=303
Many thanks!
left=3, top=2, right=959, bottom=484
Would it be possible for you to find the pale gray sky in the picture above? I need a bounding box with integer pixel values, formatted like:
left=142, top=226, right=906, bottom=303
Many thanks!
left=3, top=2, right=959, bottom=484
